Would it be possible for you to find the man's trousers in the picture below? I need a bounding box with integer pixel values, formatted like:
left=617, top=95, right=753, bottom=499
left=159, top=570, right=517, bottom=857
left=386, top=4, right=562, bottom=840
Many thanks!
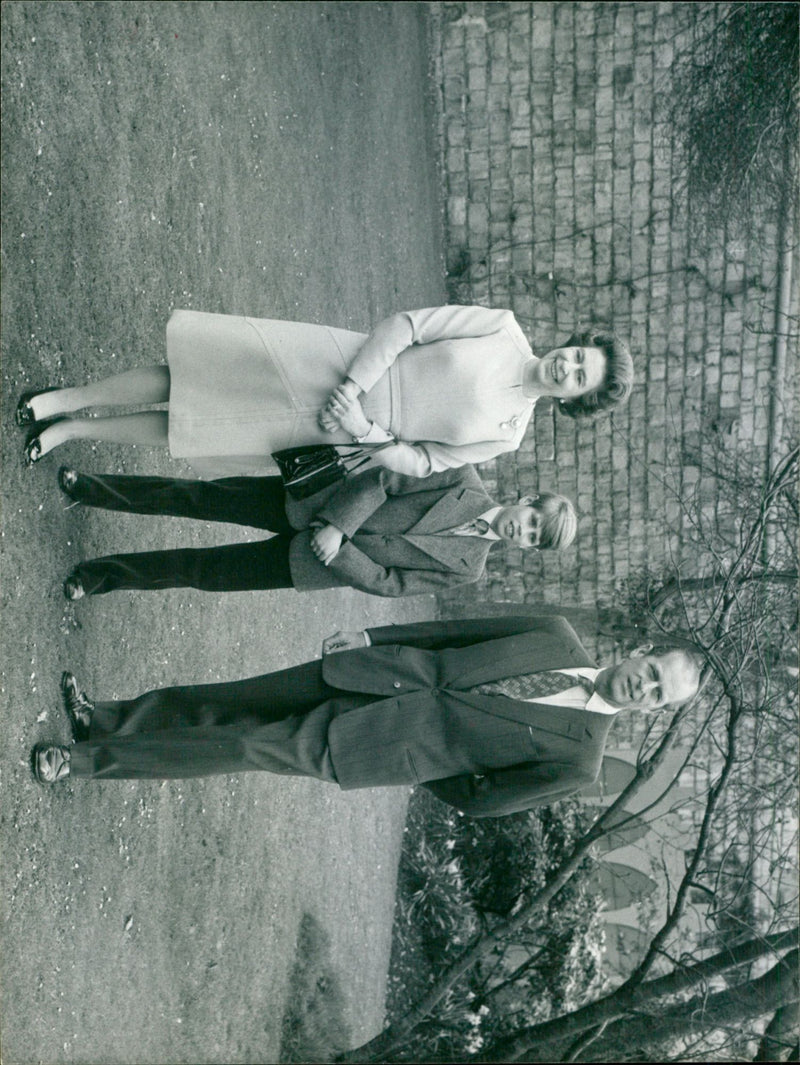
left=67, top=472, right=296, bottom=593
left=68, top=660, right=376, bottom=781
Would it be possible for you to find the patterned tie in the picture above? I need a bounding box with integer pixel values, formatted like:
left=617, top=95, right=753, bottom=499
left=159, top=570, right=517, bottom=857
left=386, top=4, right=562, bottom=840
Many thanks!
left=439, top=517, right=491, bottom=537
left=470, top=669, right=594, bottom=703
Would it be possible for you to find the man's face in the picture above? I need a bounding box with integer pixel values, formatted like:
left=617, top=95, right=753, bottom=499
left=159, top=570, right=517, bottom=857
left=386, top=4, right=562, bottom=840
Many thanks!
left=491, top=503, right=541, bottom=549
left=594, top=650, right=700, bottom=711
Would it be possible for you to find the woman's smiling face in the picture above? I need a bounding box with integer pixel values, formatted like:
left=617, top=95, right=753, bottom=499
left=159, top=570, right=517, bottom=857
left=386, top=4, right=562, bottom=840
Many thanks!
left=532, top=345, right=607, bottom=398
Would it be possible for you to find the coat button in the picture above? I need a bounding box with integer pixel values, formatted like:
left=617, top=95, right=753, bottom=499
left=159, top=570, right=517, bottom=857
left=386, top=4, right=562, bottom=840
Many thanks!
left=393, top=681, right=401, bottom=688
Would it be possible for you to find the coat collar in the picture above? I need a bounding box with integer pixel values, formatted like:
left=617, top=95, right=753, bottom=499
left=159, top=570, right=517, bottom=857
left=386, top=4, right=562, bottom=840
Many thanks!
left=407, top=487, right=494, bottom=534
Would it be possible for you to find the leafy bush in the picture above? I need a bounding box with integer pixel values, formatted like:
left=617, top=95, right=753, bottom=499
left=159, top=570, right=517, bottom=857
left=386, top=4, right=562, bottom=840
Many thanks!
left=387, top=790, right=607, bottom=1060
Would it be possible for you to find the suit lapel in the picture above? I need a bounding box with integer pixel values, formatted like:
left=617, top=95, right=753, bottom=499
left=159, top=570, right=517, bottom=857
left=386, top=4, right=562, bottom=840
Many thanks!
left=455, top=689, right=614, bottom=748
left=442, top=631, right=595, bottom=688
left=407, top=487, right=491, bottom=534
left=403, top=531, right=491, bottom=570
left=400, top=487, right=494, bottom=568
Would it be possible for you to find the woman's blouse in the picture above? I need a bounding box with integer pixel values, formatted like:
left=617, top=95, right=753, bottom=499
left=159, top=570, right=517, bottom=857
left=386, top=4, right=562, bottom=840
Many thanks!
left=346, top=305, right=537, bottom=477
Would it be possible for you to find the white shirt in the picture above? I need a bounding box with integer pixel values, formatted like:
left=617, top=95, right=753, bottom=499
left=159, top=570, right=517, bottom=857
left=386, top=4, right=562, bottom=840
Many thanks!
left=530, top=667, right=619, bottom=715
left=441, top=506, right=502, bottom=540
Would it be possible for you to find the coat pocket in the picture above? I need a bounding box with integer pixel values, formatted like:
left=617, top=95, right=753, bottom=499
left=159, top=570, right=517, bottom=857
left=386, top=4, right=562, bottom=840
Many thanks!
left=526, top=715, right=586, bottom=742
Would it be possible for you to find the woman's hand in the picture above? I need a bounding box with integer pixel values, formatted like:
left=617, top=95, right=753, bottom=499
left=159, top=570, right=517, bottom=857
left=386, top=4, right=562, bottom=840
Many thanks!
left=319, top=385, right=372, bottom=438
left=310, top=523, right=344, bottom=565
left=322, top=630, right=367, bottom=655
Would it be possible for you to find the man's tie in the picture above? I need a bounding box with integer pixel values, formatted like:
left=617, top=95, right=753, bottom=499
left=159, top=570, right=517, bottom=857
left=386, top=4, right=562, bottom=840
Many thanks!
left=470, top=669, right=594, bottom=703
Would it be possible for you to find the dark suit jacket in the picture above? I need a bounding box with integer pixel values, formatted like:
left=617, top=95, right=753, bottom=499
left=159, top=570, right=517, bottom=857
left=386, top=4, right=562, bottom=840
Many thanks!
left=284, top=466, right=496, bottom=596
left=319, top=615, right=615, bottom=818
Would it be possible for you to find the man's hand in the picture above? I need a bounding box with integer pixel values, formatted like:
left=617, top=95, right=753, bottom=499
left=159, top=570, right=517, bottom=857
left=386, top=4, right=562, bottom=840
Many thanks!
left=318, top=385, right=371, bottom=438
left=322, top=630, right=367, bottom=655
left=310, top=523, right=344, bottom=566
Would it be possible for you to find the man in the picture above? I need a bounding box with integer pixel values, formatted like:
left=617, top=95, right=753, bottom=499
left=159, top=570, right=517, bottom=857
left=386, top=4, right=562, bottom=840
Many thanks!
left=57, top=465, right=576, bottom=599
left=32, top=615, right=703, bottom=817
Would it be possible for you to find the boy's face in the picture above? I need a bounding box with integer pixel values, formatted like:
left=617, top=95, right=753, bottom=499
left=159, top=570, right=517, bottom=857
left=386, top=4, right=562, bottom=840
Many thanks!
left=492, top=504, right=541, bottom=549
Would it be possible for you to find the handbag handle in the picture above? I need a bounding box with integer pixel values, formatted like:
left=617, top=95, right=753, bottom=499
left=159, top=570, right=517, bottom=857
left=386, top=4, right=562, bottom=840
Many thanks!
left=338, top=438, right=395, bottom=475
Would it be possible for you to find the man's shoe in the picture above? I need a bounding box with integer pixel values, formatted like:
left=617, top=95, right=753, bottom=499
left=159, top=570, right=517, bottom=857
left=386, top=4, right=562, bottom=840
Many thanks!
left=58, top=466, right=79, bottom=496
left=60, top=671, right=93, bottom=740
left=32, top=744, right=71, bottom=784
left=63, top=573, right=85, bottom=601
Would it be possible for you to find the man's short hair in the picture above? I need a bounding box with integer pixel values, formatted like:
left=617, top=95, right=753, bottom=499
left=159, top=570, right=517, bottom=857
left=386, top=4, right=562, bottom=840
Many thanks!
left=557, top=328, right=634, bottom=420
left=523, top=492, right=577, bottom=550
left=643, top=642, right=707, bottom=708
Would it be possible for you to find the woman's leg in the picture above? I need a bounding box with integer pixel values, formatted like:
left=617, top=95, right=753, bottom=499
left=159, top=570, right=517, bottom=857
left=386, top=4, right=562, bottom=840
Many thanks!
left=32, top=411, right=169, bottom=459
left=27, top=365, right=171, bottom=421
left=70, top=536, right=295, bottom=594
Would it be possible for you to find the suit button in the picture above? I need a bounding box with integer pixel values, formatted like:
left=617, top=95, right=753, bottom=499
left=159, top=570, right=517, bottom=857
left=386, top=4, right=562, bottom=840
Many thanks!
left=393, top=681, right=401, bottom=688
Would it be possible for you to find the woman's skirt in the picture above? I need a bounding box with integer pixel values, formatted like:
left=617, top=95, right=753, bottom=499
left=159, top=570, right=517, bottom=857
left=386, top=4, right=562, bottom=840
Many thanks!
left=166, top=309, right=391, bottom=476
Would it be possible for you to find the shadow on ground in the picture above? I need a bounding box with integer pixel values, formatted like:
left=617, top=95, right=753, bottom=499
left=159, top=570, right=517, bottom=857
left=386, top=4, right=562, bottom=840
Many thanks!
left=280, top=913, right=352, bottom=1064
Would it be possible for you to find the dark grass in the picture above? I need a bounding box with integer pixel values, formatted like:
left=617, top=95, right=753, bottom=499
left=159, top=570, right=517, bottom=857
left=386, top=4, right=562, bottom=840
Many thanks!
left=1, top=3, right=444, bottom=1062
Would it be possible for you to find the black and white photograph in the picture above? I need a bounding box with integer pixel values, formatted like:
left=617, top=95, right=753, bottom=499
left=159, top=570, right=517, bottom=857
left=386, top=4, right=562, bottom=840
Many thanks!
left=1, top=2, right=798, bottom=1062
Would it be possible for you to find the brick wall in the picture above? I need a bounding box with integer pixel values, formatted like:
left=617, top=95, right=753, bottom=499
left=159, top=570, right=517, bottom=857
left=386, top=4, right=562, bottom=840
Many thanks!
left=429, top=1, right=798, bottom=654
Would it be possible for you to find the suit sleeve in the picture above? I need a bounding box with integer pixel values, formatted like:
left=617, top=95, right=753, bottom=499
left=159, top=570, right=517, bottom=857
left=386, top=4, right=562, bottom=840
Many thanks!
left=421, top=762, right=596, bottom=818
left=324, top=541, right=480, bottom=597
left=316, top=467, right=478, bottom=540
left=365, top=615, right=576, bottom=651
left=371, top=429, right=528, bottom=478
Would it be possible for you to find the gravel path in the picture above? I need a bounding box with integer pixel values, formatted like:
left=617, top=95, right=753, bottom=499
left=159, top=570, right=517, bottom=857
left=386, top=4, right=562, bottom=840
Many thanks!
left=1, top=4, right=444, bottom=1061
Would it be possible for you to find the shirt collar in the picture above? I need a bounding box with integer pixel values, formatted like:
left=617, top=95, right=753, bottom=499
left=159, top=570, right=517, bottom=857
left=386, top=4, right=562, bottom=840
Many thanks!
left=478, top=506, right=502, bottom=541
left=558, top=667, right=619, bottom=715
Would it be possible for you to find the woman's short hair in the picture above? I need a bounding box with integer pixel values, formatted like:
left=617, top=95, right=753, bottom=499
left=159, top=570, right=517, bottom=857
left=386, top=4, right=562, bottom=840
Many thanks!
left=557, top=328, right=634, bottom=420
left=523, top=492, right=577, bottom=550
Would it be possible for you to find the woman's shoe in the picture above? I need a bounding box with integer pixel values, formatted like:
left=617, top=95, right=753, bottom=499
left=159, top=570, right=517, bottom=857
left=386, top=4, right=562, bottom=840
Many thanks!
left=15, top=387, right=60, bottom=427
left=24, top=430, right=45, bottom=467
left=32, top=744, right=71, bottom=784
left=63, top=573, right=85, bottom=601
left=60, top=671, right=93, bottom=740
left=23, top=418, right=64, bottom=468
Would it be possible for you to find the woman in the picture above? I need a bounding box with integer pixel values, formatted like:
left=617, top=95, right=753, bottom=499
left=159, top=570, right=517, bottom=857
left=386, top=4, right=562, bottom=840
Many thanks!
left=19, top=305, right=633, bottom=477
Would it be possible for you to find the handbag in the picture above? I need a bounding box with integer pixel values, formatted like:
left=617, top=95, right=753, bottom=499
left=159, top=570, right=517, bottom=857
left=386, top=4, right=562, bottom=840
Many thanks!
left=271, top=440, right=394, bottom=500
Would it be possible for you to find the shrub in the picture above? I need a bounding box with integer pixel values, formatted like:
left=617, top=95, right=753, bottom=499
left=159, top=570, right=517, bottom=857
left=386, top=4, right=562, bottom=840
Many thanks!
left=388, top=791, right=607, bottom=1061
left=662, top=3, right=799, bottom=242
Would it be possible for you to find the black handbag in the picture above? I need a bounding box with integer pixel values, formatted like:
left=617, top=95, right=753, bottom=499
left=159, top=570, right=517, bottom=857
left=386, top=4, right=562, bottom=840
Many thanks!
left=271, top=441, right=394, bottom=500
